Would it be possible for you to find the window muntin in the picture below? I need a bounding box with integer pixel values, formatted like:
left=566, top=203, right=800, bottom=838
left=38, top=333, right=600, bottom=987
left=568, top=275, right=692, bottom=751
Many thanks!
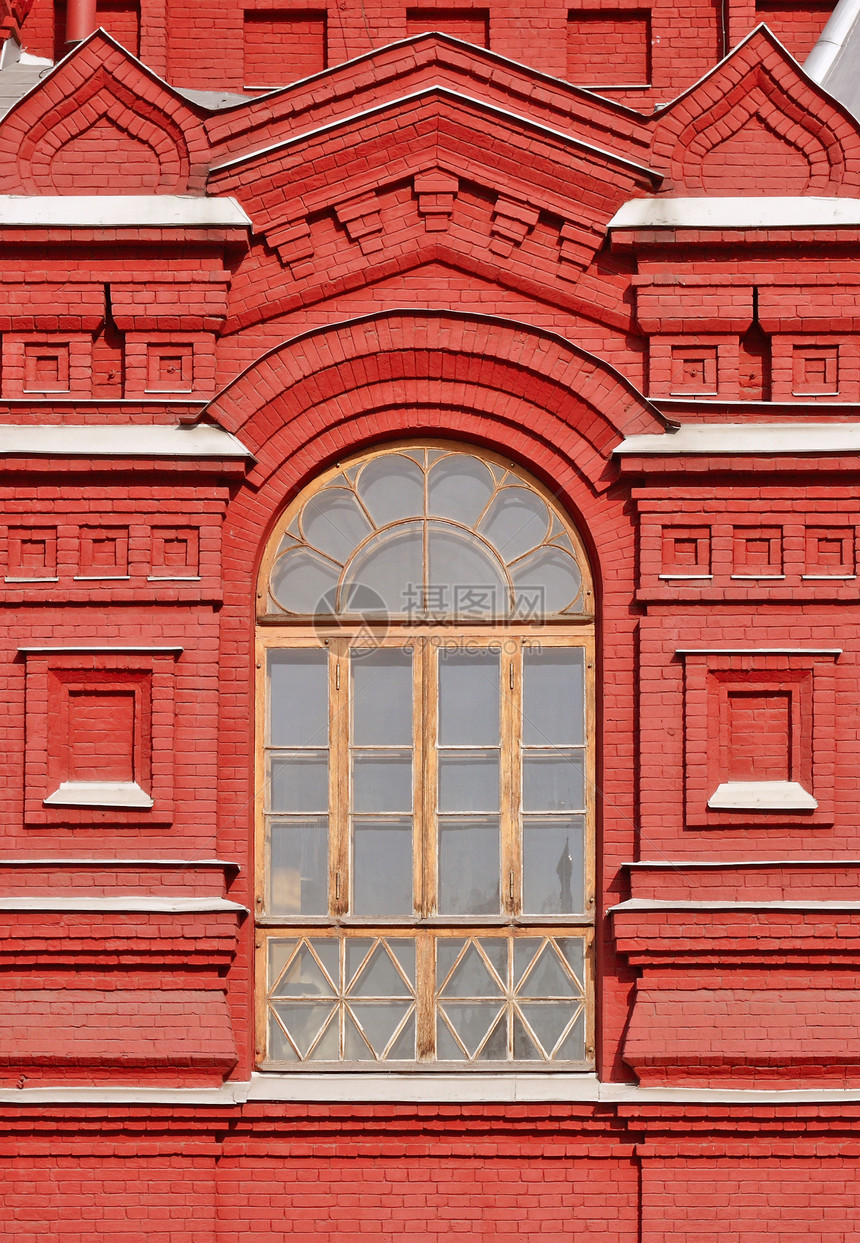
left=257, top=443, right=594, bottom=1069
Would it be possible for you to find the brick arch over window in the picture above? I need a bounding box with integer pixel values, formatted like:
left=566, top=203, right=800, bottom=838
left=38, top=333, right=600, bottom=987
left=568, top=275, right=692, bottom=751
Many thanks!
left=211, top=312, right=649, bottom=1079
left=204, top=310, right=667, bottom=500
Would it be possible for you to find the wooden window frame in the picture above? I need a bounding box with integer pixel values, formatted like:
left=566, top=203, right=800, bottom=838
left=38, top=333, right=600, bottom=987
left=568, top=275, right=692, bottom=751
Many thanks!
left=254, top=443, right=596, bottom=1070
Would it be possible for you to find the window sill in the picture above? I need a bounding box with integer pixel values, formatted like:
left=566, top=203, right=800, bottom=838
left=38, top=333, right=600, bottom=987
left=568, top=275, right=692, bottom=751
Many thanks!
left=248, top=1070, right=599, bottom=1102
left=707, top=780, right=817, bottom=811
left=44, top=780, right=154, bottom=809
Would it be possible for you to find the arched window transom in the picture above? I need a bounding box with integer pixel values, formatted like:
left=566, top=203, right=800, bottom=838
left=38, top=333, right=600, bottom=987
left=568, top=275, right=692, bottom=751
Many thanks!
left=262, top=447, right=590, bottom=620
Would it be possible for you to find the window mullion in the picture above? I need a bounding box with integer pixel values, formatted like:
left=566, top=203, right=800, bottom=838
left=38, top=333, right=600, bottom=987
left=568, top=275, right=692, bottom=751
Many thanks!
left=501, top=642, right=522, bottom=916
left=419, top=637, right=438, bottom=918
left=330, top=640, right=349, bottom=916
left=415, top=929, right=435, bottom=1061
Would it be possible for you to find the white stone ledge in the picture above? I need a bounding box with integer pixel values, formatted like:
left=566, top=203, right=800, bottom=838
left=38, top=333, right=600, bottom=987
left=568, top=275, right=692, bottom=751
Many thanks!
left=0, top=423, right=250, bottom=459
left=3, top=1076, right=860, bottom=1106
left=247, top=1072, right=601, bottom=1102
left=708, top=780, right=817, bottom=811
left=610, top=196, right=860, bottom=230
left=609, top=898, right=860, bottom=911
left=0, top=857, right=235, bottom=867
left=675, top=647, right=841, bottom=656
left=615, top=423, right=860, bottom=456
left=44, top=780, right=153, bottom=809
left=0, top=195, right=252, bottom=229
left=627, top=858, right=860, bottom=868
left=0, top=896, right=247, bottom=912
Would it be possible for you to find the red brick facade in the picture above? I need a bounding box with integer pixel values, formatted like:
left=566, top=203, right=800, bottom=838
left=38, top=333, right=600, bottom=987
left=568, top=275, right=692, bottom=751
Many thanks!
left=0, top=0, right=858, bottom=1235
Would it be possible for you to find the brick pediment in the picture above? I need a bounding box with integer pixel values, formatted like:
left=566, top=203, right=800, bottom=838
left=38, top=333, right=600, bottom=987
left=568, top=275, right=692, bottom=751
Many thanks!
left=209, top=87, right=659, bottom=309
left=0, top=30, right=208, bottom=193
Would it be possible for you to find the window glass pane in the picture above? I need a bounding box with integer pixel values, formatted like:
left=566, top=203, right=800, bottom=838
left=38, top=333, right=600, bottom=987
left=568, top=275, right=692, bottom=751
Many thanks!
left=301, top=488, right=372, bottom=562
left=270, top=548, right=340, bottom=615
left=522, top=751, right=585, bottom=812
left=268, top=817, right=329, bottom=916
left=352, top=818, right=414, bottom=916
left=352, top=752, right=413, bottom=813
left=438, top=817, right=500, bottom=914
left=348, top=940, right=413, bottom=995
left=352, top=649, right=412, bottom=744
left=438, top=1003, right=505, bottom=1059
left=522, top=648, right=585, bottom=746
left=272, top=1001, right=338, bottom=1060
left=438, top=941, right=502, bottom=996
left=271, top=942, right=336, bottom=997
left=269, top=752, right=328, bottom=813
left=518, top=1003, right=579, bottom=1057
left=347, top=1003, right=413, bottom=1059
left=355, top=453, right=424, bottom=525
left=522, top=817, right=585, bottom=914
left=438, top=751, right=499, bottom=812
left=344, top=524, right=423, bottom=615
left=427, top=523, right=508, bottom=617
left=512, top=547, right=582, bottom=616
left=269, top=649, right=328, bottom=746
left=427, top=454, right=495, bottom=525
left=438, top=650, right=499, bottom=745
left=478, top=486, right=550, bottom=561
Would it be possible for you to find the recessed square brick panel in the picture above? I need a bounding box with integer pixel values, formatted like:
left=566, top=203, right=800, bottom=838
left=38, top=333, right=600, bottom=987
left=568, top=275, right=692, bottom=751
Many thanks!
left=244, top=8, right=327, bottom=86
left=405, top=7, right=489, bottom=45
left=23, top=342, right=70, bottom=392
left=670, top=344, right=718, bottom=394
left=660, top=525, right=711, bottom=577
left=3, top=334, right=92, bottom=398
left=732, top=526, right=783, bottom=577
left=66, top=688, right=138, bottom=783
left=146, top=343, right=193, bottom=393
left=150, top=526, right=200, bottom=578
left=792, top=342, right=839, bottom=395
left=566, top=9, right=651, bottom=86
left=725, top=689, right=791, bottom=781
left=6, top=526, right=57, bottom=580
left=680, top=650, right=838, bottom=828
left=805, top=526, right=855, bottom=577
left=23, top=648, right=180, bottom=825
left=77, top=527, right=129, bottom=578
left=755, top=0, right=834, bottom=60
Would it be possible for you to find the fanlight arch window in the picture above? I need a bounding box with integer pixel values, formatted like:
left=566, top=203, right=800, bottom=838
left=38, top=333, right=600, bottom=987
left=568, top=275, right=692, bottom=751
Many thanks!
left=257, top=444, right=595, bottom=1068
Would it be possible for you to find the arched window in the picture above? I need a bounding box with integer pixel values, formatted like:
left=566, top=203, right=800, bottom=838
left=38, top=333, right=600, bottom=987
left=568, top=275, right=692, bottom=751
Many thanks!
left=256, top=444, right=595, bottom=1067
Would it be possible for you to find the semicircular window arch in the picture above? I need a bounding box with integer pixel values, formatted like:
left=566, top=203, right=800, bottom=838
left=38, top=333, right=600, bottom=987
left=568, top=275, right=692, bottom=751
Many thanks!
left=260, top=445, right=592, bottom=620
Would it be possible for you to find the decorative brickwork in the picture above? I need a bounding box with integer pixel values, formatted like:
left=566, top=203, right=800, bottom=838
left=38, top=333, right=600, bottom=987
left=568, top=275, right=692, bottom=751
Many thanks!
left=0, top=0, right=857, bottom=1236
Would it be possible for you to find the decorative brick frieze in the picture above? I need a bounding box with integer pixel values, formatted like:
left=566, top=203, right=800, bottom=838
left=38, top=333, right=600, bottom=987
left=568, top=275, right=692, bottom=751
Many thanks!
left=637, top=499, right=860, bottom=602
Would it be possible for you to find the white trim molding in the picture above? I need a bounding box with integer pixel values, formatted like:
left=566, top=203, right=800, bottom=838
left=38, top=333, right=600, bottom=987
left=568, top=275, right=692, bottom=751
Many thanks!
left=0, top=423, right=251, bottom=458
left=0, top=195, right=252, bottom=229
left=615, top=423, right=860, bottom=455
left=609, top=196, right=860, bottom=230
